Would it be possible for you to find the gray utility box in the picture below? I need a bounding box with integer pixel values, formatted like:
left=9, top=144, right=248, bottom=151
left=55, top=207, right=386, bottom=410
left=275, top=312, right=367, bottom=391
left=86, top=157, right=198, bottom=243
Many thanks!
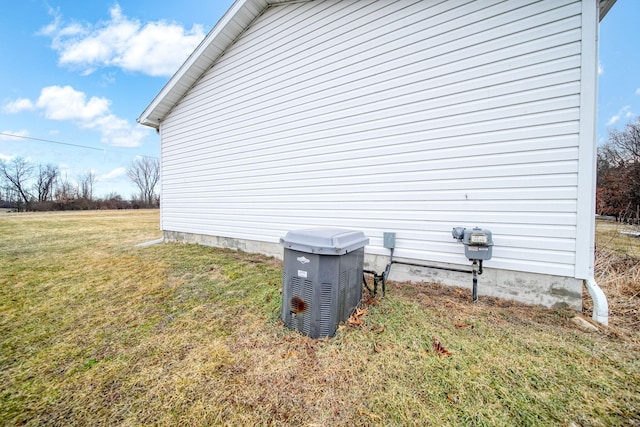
left=280, top=228, right=369, bottom=339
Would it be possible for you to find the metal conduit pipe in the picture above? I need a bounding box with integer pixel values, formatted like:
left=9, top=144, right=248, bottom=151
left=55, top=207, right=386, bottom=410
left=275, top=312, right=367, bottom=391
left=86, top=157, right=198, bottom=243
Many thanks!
left=379, top=244, right=485, bottom=301
left=388, top=260, right=473, bottom=275
left=383, top=246, right=476, bottom=278
left=378, top=231, right=494, bottom=302
left=384, top=260, right=481, bottom=301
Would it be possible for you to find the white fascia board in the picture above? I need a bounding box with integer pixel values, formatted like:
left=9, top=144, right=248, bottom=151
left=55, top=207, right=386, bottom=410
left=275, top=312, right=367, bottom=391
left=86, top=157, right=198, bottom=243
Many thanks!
left=137, top=0, right=268, bottom=128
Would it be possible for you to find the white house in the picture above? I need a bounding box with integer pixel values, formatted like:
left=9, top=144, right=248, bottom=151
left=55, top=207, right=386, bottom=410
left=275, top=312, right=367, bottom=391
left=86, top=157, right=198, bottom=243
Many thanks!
left=139, top=0, right=616, bottom=323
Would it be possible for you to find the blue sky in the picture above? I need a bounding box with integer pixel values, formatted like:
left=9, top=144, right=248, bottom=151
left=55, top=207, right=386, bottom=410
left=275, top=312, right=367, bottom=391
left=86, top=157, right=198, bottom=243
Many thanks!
left=597, top=0, right=640, bottom=139
left=1, top=0, right=638, bottom=198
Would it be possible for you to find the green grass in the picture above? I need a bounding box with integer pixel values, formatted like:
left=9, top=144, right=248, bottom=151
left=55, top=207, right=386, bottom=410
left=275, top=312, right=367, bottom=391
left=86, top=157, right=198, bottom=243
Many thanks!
left=1, top=210, right=639, bottom=426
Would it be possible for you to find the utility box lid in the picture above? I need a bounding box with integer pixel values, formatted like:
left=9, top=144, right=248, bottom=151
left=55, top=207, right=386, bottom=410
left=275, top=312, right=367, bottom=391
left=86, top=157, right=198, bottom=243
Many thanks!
left=281, top=228, right=369, bottom=255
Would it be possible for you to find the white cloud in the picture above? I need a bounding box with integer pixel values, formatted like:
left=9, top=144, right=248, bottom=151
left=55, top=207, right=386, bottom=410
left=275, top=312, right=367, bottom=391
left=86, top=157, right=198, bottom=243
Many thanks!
left=99, top=167, right=127, bottom=181
left=88, top=114, right=148, bottom=148
left=101, top=72, right=117, bottom=86
left=41, top=3, right=205, bottom=77
left=2, top=98, right=34, bottom=114
left=36, top=85, right=110, bottom=121
left=606, top=115, right=620, bottom=127
left=598, top=62, right=604, bottom=76
left=0, top=153, right=15, bottom=161
left=606, top=105, right=633, bottom=126
left=4, top=85, right=148, bottom=147
left=636, top=88, right=640, bottom=95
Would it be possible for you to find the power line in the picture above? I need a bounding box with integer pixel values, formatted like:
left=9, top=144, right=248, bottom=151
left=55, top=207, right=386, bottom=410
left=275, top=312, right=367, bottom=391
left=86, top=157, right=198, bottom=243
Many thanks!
left=0, top=131, right=105, bottom=152
left=0, top=131, right=159, bottom=159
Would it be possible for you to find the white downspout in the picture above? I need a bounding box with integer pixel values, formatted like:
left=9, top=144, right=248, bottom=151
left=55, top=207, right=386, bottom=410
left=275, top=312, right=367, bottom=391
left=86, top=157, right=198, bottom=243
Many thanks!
left=577, top=1, right=609, bottom=327
left=584, top=278, right=608, bottom=325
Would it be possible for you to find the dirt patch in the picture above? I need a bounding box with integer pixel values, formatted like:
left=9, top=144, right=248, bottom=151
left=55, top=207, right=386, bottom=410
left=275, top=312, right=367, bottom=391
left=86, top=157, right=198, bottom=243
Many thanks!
left=386, top=280, right=578, bottom=329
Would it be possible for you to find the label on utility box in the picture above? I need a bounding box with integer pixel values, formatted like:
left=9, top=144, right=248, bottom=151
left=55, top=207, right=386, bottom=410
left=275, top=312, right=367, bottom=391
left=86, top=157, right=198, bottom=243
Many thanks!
left=469, top=233, right=489, bottom=245
left=298, top=270, right=308, bottom=278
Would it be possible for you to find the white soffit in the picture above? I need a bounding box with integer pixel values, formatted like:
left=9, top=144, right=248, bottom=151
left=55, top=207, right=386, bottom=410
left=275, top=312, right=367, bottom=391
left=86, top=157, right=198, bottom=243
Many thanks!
left=599, top=0, right=617, bottom=21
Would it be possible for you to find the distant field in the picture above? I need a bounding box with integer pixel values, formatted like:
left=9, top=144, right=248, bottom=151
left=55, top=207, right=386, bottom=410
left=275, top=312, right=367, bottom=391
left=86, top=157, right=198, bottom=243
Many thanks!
left=596, top=219, right=640, bottom=258
left=1, top=210, right=638, bottom=426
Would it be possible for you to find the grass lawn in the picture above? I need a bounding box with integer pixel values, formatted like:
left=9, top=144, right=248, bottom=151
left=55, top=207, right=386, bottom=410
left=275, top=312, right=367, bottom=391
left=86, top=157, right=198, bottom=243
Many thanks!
left=1, top=210, right=639, bottom=426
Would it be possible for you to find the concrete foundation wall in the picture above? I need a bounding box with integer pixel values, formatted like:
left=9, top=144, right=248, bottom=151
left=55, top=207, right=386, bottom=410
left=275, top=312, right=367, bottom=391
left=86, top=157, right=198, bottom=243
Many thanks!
left=164, top=230, right=284, bottom=259
left=164, top=231, right=582, bottom=311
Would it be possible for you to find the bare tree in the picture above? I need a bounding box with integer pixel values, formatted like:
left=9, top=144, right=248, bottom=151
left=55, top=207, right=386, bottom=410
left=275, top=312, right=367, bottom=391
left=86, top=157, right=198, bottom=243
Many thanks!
left=608, top=117, right=640, bottom=161
left=55, top=173, right=76, bottom=204
left=0, top=157, right=33, bottom=211
left=127, top=157, right=159, bottom=206
left=597, top=117, right=640, bottom=222
left=0, top=184, right=17, bottom=208
left=35, top=164, right=59, bottom=203
left=77, top=170, right=96, bottom=200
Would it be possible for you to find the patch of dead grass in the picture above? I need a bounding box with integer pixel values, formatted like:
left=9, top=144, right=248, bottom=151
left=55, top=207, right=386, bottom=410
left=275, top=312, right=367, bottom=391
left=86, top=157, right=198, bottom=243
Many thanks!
left=1, top=211, right=639, bottom=426
left=580, top=220, right=640, bottom=339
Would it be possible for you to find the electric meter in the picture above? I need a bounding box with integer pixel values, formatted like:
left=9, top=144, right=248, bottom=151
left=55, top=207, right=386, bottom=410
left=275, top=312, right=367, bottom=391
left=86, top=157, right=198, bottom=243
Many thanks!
left=452, top=227, right=493, bottom=260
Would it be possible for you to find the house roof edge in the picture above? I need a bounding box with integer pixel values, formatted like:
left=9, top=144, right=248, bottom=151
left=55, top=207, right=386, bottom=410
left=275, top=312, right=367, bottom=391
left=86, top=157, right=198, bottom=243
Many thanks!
left=599, top=0, right=616, bottom=21
left=137, top=0, right=269, bottom=128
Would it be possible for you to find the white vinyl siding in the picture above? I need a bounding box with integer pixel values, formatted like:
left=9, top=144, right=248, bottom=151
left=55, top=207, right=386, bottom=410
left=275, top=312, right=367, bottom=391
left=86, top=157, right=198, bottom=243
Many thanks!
left=160, top=0, right=587, bottom=277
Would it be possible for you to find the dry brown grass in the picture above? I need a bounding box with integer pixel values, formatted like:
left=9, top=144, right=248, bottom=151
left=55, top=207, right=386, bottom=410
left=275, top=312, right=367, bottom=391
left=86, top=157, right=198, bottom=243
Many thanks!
left=1, top=211, right=639, bottom=426
left=580, top=220, right=640, bottom=337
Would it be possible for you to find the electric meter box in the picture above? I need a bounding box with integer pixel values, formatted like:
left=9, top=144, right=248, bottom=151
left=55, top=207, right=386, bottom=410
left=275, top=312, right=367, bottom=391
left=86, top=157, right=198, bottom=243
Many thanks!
left=280, top=228, right=369, bottom=339
left=455, top=227, right=493, bottom=260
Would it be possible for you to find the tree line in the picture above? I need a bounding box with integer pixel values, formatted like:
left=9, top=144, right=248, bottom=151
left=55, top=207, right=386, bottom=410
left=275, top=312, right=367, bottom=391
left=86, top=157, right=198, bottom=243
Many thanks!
left=0, top=157, right=160, bottom=212
left=597, top=117, right=640, bottom=223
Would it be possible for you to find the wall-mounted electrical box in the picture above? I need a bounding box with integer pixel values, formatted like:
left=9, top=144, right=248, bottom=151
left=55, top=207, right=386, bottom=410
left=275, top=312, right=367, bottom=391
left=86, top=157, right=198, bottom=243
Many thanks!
left=383, top=232, right=396, bottom=249
left=452, top=227, right=493, bottom=261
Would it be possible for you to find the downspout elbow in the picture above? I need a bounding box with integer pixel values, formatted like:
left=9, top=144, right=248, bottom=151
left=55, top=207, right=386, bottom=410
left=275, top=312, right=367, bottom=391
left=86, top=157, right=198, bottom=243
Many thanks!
left=584, top=277, right=608, bottom=325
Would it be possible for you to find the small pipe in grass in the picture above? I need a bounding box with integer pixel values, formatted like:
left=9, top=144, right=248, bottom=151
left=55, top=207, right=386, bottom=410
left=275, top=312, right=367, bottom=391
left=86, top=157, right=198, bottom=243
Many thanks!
left=472, top=261, right=478, bottom=302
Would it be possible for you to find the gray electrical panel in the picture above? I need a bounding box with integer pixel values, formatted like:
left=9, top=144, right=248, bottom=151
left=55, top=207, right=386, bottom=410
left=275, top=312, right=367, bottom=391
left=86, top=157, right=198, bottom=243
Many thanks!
left=280, top=228, right=369, bottom=338
left=383, top=232, right=396, bottom=249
